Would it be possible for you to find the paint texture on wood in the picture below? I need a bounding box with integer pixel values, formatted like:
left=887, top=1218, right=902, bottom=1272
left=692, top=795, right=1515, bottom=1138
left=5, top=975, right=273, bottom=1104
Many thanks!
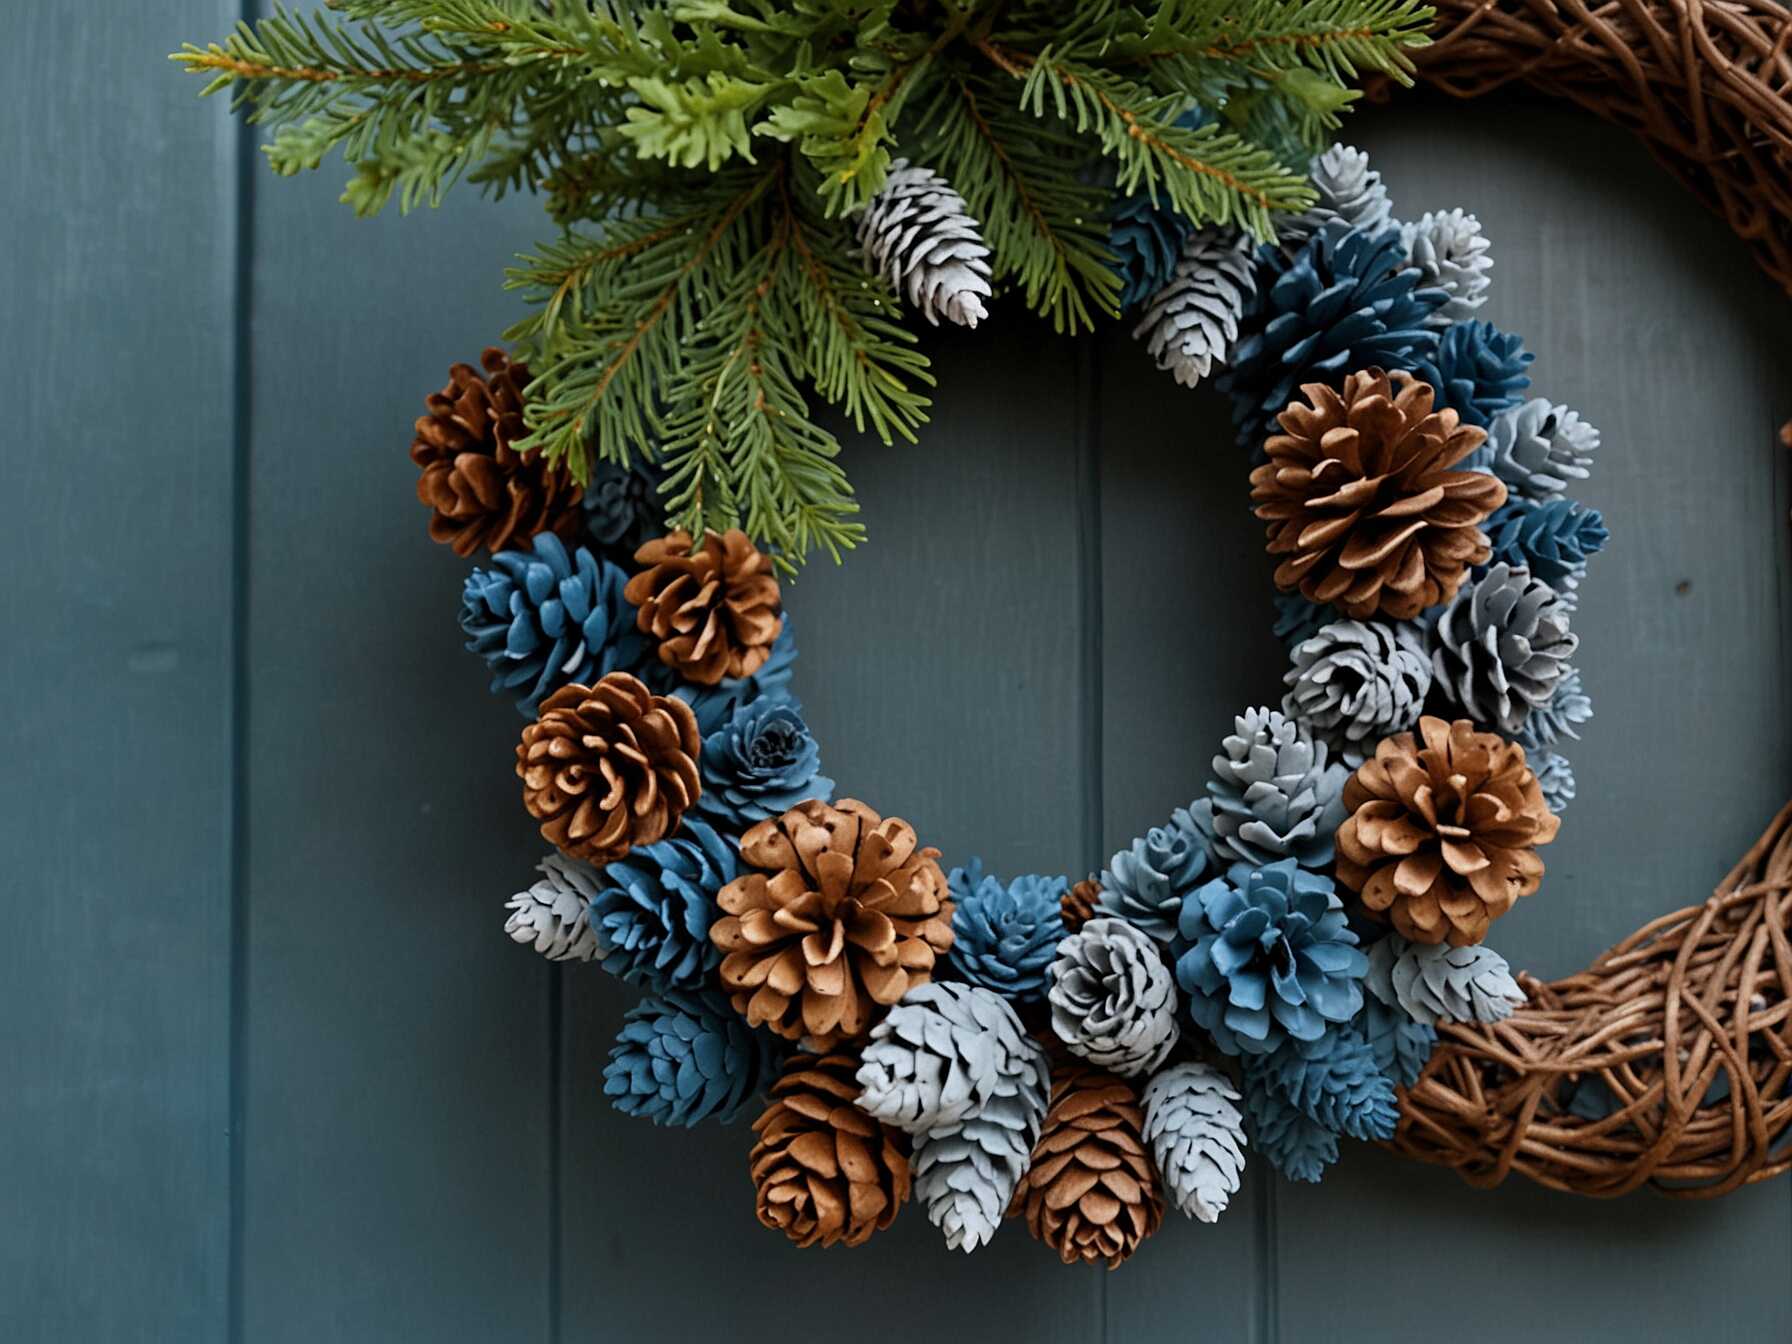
left=7, top=17, right=1791, bottom=1337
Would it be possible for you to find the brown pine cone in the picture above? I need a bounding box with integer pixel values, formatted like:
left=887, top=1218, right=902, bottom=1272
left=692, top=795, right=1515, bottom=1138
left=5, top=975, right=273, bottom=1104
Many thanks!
left=515, top=672, right=701, bottom=865
left=749, top=1052, right=910, bottom=1249
left=1062, top=876, right=1101, bottom=932
left=624, top=530, right=784, bottom=687
left=710, top=799, right=953, bottom=1049
left=410, top=348, right=582, bottom=557
left=1251, top=369, right=1506, bottom=620
left=1335, top=715, right=1560, bottom=946
left=1012, top=1063, right=1162, bottom=1268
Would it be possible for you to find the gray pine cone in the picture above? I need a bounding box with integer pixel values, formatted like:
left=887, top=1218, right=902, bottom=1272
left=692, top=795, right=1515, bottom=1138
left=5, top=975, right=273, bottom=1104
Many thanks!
left=1430, top=563, right=1578, bottom=736
left=1402, top=208, right=1492, bottom=325
left=1142, top=1062, right=1247, bottom=1223
left=855, top=982, right=1044, bottom=1135
left=1533, top=749, right=1575, bottom=815
left=1282, top=620, right=1431, bottom=765
left=1133, top=227, right=1257, bottom=388
left=912, top=1054, right=1050, bottom=1252
left=1048, top=917, right=1180, bottom=1077
left=1517, top=667, right=1592, bottom=751
left=1206, top=707, right=1348, bottom=868
left=503, top=852, right=600, bottom=962
left=1478, top=398, right=1599, bottom=501
left=1277, top=145, right=1392, bottom=254
left=856, top=159, right=992, bottom=328
left=1367, top=934, right=1525, bottom=1026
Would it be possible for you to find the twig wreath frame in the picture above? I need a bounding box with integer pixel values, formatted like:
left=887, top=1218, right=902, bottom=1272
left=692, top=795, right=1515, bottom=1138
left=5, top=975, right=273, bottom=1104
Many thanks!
left=176, top=0, right=1792, bottom=1264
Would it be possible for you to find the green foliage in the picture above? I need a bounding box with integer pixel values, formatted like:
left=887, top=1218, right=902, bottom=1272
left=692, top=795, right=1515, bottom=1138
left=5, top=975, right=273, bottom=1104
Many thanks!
left=177, top=0, right=1433, bottom=569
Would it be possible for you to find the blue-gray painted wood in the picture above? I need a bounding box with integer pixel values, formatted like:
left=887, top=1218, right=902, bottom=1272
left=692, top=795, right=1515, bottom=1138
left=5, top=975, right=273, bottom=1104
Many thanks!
left=8, top=16, right=1792, bottom=1339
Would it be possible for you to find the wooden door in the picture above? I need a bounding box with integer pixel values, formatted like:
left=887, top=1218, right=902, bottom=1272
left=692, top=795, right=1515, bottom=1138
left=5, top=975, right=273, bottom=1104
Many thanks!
left=7, top=6, right=1791, bottom=1339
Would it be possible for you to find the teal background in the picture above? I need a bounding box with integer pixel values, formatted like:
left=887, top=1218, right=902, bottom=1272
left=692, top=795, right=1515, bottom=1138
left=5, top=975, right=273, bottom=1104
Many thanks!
left=5, top=6, right=1792, bottom=1341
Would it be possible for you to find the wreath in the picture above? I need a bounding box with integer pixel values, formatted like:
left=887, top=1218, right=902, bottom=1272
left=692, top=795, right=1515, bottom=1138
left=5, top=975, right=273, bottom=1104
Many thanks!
left=176, top=0, right=1792, bottom=1267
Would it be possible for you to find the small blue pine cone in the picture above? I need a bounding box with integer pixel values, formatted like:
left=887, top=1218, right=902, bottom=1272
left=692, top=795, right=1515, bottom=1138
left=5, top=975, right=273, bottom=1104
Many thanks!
left=1175, top=858, right=1367, bottom=1057
left=1242, top=1028, right=1398, bottom=1141
left=1533, top=749, right=1575, bottom=815
left=1243, top=1078, right=1337, bottom=1183
left=1108, top=190, right=1197, bottom=311
left=1481, top=497, right=1609, bottom=589
left=603, top=989, right=782, bottom=1127
left=1272, top=591, right=1334, bottom=651
left=694, top=699, right=832, bottom=832
left=642, top=622, right=799, bottom=736
left=1417, top=320, right=1532, bottom=428
left=1357, top=996, right=1436, bottom=1089
left=1225, top=221, right=1446, bottom=450
left=947, top=859, right=1066, bottom=1002
left=1097, top=805, right=1213, bottom=945
left=587, top=820, right=737, bottom=991
left=460, top=532, right=646, bottom=717
left=582, top=457, right=664, bottom=568
left=1517, top=668, right=1591, bottom=751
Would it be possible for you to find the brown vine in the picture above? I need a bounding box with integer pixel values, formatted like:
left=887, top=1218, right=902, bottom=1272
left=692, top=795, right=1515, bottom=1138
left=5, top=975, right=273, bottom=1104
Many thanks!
left=1390, top=800, right=1792, bottom=1197
left=1383, top=0, right=1792, bottom=299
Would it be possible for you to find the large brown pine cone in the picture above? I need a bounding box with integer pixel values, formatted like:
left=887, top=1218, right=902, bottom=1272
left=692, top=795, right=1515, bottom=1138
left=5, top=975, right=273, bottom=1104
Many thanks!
left=515, top=673, right=701, bottom=865
left=623, top=530, right=784, bottom=687
left=749, top=1052, right=910, bottom=1249
left=410, top=348, right=583, bottom=557
left=710, top=799, right=953, bottom=1049
left=1011, top=1063, right=1162, bottom=1268
left=1335, top=715, right=1560, bottom=947
left=1251, top=369, right=1506, bottom=620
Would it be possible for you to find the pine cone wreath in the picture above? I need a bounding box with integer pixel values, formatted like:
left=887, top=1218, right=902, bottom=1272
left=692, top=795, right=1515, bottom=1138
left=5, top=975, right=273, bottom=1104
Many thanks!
left=856, top=159, right=993, bottom=328
left=515, top=673, right=702, bottom=866
left=1013, top=1064, right=1163, bottom=1268
left=503, top=852, right=601, bottom=963
left=854, top=982, right=1048, bottom=1135
left=1335, top=716, right=1560, bottom=946
left=1133, top=226, right=1257, bottom=389
left=1402, top=208, right=1492, bottom=325
left=1429, top=562, right=1578, bottom=736
left=1048, top=918, right=1181, bottom=1078
left=1205, top=708, right=1346, bottom=868
left=1063, top=877, right=1102, bottom=932
left=749, top=1053, right=910, bottom=1249
left=1366, top=933, right=1526, bottom=1026
left=1141, top=1063, right=1247, bottom=1223
left=410, top=348, right=581, bottom=557
left=625, top=529, right=785, bottom=688
left=710, top=799, right=953, bottom=1048
left=912, top=1047, right=1050, bottom=1252
left=1282, top=620, right=1431, bottom=765
left=1251, top=368, right=1505, bottom=620
left=1477, top=398, right=1599, bottom=501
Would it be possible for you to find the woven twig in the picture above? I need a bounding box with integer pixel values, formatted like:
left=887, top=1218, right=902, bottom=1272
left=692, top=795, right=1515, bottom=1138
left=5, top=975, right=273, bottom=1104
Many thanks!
left=1389, top=799, right=1792, bottom=1197
left=1382, top=1, right=1792, bottom=300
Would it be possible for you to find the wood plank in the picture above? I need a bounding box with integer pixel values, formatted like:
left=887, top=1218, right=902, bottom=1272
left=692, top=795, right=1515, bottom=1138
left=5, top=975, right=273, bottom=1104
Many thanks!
left=0, top=5, right=238, bottom=1340
left=239, top=175, right=557, bottom=1340
left=557, top=321, right=1106, bottom=1342
left=1269, top=102, right=1792, bottom=1343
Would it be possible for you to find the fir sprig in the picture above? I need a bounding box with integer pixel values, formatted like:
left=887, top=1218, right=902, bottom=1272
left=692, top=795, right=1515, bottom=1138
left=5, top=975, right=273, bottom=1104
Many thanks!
left=177, top=0, right=1434, bottom=569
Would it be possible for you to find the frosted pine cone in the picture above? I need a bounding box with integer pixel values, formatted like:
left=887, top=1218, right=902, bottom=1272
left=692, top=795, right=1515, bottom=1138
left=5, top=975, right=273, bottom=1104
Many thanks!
left=1366, top=933, right=1526, bottom=1025
left=910, top=1047, right=1050, bottom=1252
left=1477, top=398, right=1599, bottom=501
left=1133, top=227, right=1257, bottom=388
left=854, top=982, right=1047, bottom=1136
left=1282, top=620, right=1431, bottom=765
left=1533, top=749, right=1576, bottom=814
left=1048, top=918, right=1180, bottom=1078
left=1141, top=1063, right=1247, bottom=1223
left=1429, top=563, right=1577, bottom=736
left=1277, top=145, right=1392, bottom=254
left=1205, top=707, right=1347, bottom=869
left=856, top=159, right=992, bottom=328
left=503, top=852, right=601, bottom=962
left=1403, top=208, right=1492, bottom=325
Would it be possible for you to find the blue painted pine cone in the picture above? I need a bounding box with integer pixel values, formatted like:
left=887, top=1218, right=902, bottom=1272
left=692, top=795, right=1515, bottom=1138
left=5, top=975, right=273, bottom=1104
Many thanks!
left=587, top=819, right=738, bottom=991
left=694, top=699, right=832, bottom=832
left=603, top=989, right=781, bottom=1127
left=947, top=859, right=1066, bottom=1003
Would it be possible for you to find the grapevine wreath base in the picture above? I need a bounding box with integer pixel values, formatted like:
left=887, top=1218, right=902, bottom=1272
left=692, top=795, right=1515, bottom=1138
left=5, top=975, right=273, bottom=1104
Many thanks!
left=440, top=149, right=1791, bottom=1266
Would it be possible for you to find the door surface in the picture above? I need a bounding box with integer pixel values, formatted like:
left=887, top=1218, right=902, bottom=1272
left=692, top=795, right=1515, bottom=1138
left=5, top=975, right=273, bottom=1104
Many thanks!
left=7, top=6, right=1792, bottom=1342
